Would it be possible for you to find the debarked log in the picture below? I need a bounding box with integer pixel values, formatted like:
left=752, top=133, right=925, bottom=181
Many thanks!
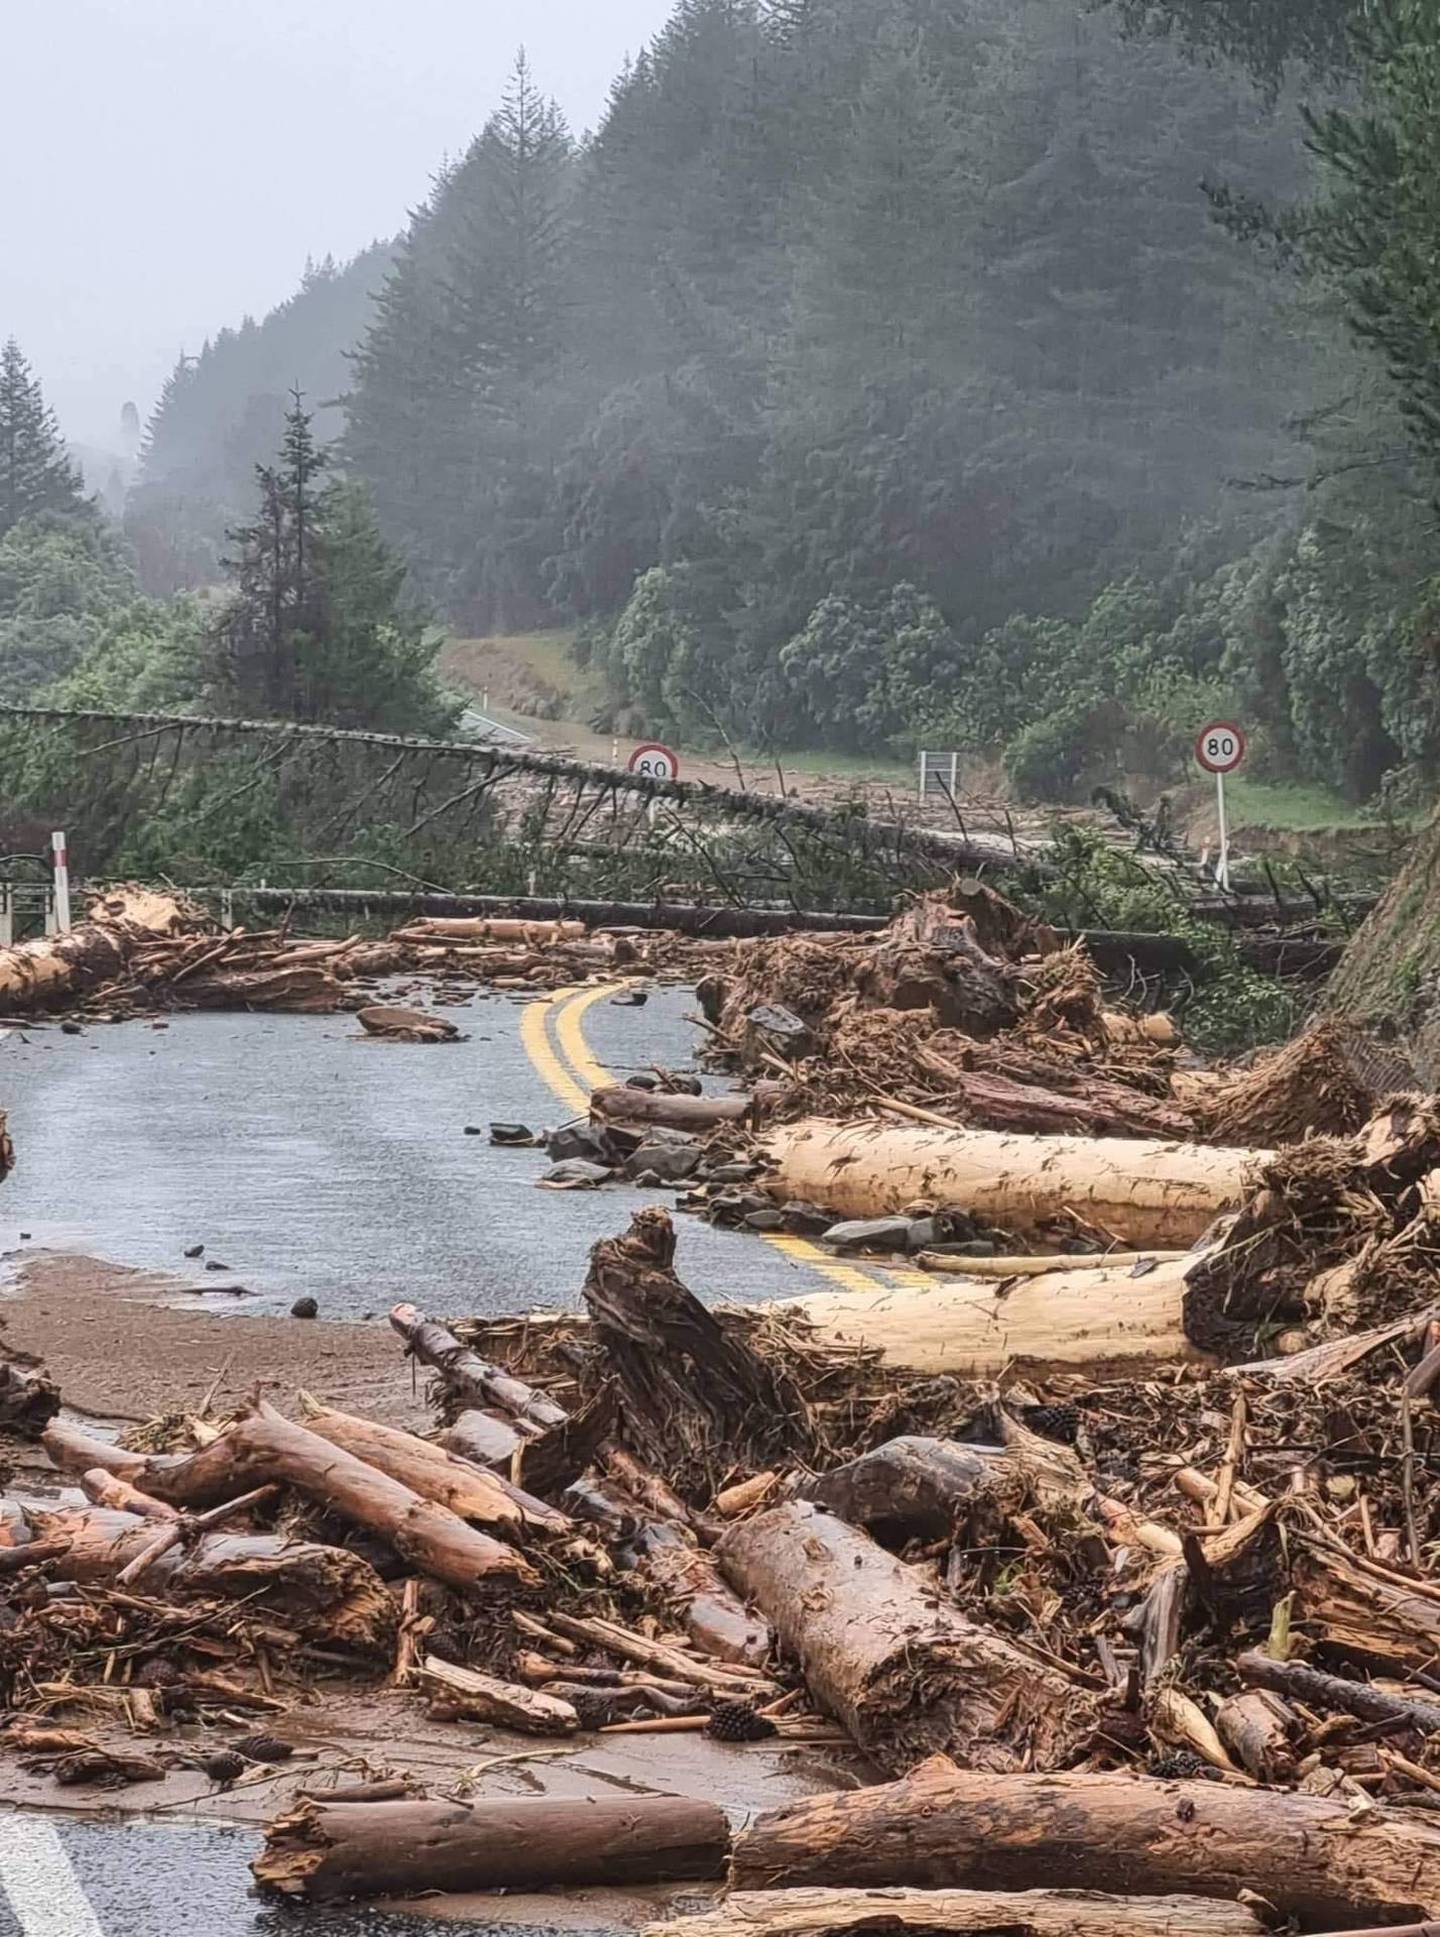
left=762, top=1119, right=1261, bottom=1249
left=642, top=1885, right=1268, bottom=1937
left=417, top=1654, right=579, bottom=1734
left=729, top=1755, right=1440, bottom=1925
left=389, top=1303, right=568, bottom=1430
left=627, top=1519, right=772, bottom=1667
left=26, top=1505, right=394, bottom=1651
left=0, top=886, right=194, bottom=1012
left=591, top=1085, right=757, bottom=1132
left=786, top=1252, right=1209, bottom=1379
left=252, top=1794, right=731, bottom=1901
left=43, top=1403, right=538, bottom=1594
left=798, top=1429, right=1088, bottom=1540
left=717, top=1502, right=1094, bottom=1773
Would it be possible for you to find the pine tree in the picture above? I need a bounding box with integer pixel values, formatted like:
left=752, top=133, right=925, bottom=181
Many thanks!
left=0, top=339, right=90, bottom=538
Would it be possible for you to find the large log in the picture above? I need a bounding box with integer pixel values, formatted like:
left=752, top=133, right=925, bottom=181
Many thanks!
left=27, top=1505, right=393, bottom=1651
left=763, top=1119, right=1260, bottom=1249
left=730, top=1755, right=1440, bottom=1926
left=295, top=1394, right=567, bottom=1535
left=252, top=1794, right=731, bottom=1901
left=644, top=1886, right=1266, bottom=1937
left=43, top=1402, right=537, bottom=1594
left=798, top=1428, right=1088, bottom=1540
left=717, top=1502, right=1093, bottom=1773
left=787, top=1253, right=1208, bottom=1378
left=0, top=886, right=194, bottom=1011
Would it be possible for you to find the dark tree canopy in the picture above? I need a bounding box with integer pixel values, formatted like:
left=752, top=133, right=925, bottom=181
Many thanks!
left=0, top=339, right=91, bottom=539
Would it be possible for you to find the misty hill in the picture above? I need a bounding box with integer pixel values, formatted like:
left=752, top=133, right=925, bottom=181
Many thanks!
left=128, top=244, right=393, bottom=590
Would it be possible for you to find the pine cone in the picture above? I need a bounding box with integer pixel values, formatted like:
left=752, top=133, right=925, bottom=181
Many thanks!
left=1148, top=1748, right=1208, bottom=1781
left=232, top=1733, right=293, bottom=1764
left=135, top=1657, right=180, bottom=1688
left=198, top=1750, right=247, bottom=1785
left=1020, top=1402, right=1082, bottom=1445
left=706, top=1700, right=777, bottom=1743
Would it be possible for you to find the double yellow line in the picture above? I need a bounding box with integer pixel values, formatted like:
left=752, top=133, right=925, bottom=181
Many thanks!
left=519, top=984, right=934, bottom=1298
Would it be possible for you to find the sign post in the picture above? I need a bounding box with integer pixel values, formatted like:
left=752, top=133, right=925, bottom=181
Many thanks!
left=50, top=830, right=72, bottom=935
left=627, top=742, right=681, bottom=783
left=1193, top=723, right=1246, bottom=891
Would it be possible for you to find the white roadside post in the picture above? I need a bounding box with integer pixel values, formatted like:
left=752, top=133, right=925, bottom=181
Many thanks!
left=1193, top=723, right=1246, bottom=893
left=50, top=831, right=72, bottom=934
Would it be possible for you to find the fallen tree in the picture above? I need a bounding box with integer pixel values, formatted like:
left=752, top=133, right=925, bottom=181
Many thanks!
left=253, top=1794, right=731, bottom=1901
left=731, top=1755, right=1440, bottom=1925
left=0, top=886, right=195, bottom=1012
left=761, top=1120, right=1261, bottom=1249
left=644, top=1887, right=1267, bottom=1937
left=717, top=1502, right=1095, bottom=1773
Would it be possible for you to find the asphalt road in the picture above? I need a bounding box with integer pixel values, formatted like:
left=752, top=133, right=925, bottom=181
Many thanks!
left=0, top=982, right=910, bottom=1317
left=0, top=1813, right=494, bottom=1936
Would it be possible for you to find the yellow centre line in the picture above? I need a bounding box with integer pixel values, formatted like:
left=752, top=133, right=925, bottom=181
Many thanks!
left=527, top=983, right=906, bottom=1299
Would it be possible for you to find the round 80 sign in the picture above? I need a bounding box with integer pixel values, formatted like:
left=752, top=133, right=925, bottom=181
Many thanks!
left=628, top=741, right=681, bottom=782
left=1195, top=721, right=1246, bottom=776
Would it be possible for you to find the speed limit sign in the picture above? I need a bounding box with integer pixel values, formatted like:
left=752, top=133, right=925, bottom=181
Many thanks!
left=628, top=741, right=680, bottom=782
left=1195, top=722, right=1246, bottom=775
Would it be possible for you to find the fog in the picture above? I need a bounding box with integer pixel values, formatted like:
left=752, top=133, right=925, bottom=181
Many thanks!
left=1, top=0, right=675, bottom=446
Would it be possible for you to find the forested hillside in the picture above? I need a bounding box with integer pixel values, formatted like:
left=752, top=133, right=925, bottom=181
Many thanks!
left=128, top=245, right=392, bottom=593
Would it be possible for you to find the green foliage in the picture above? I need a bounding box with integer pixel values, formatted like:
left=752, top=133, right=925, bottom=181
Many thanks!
left=777, top=585, right=962, bottom=753
left=0, top=515, right=135, bottom=697
left=0, top=340, right=91, bottom=540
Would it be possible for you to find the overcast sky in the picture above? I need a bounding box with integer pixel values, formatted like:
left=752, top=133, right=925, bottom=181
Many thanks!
left=2, top=0, right=676, bottom=447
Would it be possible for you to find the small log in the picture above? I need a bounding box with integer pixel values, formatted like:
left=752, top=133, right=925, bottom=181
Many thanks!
left=762, top=1119, right=1260, bottom=1249
left=591, top=1085, right=753, bottom=1132
left=914, top=1249, right=1186, bottom=1278
left=417, top=1655, right=579, bottom=1735
left=389, top=1304, right=567, bottom=1430
left=49, top=1403, right=538, bottom=1594
left=642, top=1886, right=1267, bottom=1937
left=540, top=1609, right=769, bottom=1697
left=1238, top=1647, right=1440, bottom=1734
left=717, top=1502, right=1093, bottom=1774
left=28, top=1506, right=393, bottom=1651
left=391, top=916, right=587, bottom=945
left=799, top=1429, right=1087, bottom=1541
left=252, top=1795, right=730, bottom=1901
left=715, top=1473, right=781, bottom=1518
left=1215, top=1688, right=1300, bottom=1783
left=626, top=1519, right=772, bottom=1667
left=79, top=1469, right=179, bottom=1520
left=295, top=1394, right=567, bottom=1535
left=730, top=1755, right=1440, bottom=1924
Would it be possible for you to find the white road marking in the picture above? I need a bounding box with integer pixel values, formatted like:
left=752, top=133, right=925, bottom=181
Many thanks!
left=0, top=1817, right=105, bottom=1937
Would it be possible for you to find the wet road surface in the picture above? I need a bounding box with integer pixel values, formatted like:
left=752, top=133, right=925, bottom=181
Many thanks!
left=0, top=983, right=895, bottom=1317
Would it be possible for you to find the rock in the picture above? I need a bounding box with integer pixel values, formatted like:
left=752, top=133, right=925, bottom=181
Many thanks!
left=205, top=1259, right=231, bottom=1273
left=926, top=1238, right=997, bottom=1258
left=183, top=1243, right=204, bottom=1259
left=625, top=1073, right=660, bottom=1091
left=744, top=1209, right=785, bottom=1232
left=707, top=1161, right=759, bottom=1184
left=632, top=1170, right=665, bottom=1188
left=821, top=1216, right=913, bottom=1253
left=541, top=1158, right=615, bottom=1189
left=611, top=989, right=649, bottom=1007
left=623, top=1141, right=703, bottom=1184
left=905, top=1218, right=938, bottom=1252
left=60, top=1021, right=83, bottom=1036
left=745, top=1002, right=808, bottom=1041
left=780, top=1201, right=833, bottom=1237
left=290, top=1297, right=319, bottom=1320
left=546, top=1121, right=614, bottom=1165
left=489, top=1123, right=537, bottom=1146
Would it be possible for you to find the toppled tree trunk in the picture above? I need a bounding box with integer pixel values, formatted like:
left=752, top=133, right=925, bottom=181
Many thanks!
left=390, top=1304, right=567, bottom=1429
left=43, top=1402, right=538, bottom=1594
left=718, top=1503, right=1094, bottom=1773
left=1195, top=1017, right=1387, bottom=1146
left=176, top=964, right=345, bottom=1012
left=0, top=886, right=194, bottom=1012
left=253, top=1794, right=731, bottom=1901
left=789, top=1253, right=1209, bottom=1379
left=799, top=1428, right=1088, bottom=1541
left=26, top=1505, right=393, bottom=1651
left=644, top=1887, right=1267, bottom=1937
left=584, top=1209, right=819, bottom=1496
left=418, top=1654, right=579, bottom=1734
left=762, top=1120, right=1260, bottom=1249
left=295, top=1394, right=566, bottom=1536
left=591, top=1085, right=756, bottom=1132
left=732, top=1755, right=1440, bottom=1923
left=928, top=1067, right=1194, bottom=1141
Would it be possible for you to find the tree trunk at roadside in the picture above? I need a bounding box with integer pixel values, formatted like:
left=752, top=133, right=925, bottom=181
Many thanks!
left=717, top=1502, right=1094, bottom=1773
left=643, top=1886, right=1266, bottom=1937
left=762, top=1119, right=1259, bottom=1249
left=730, top=1755, right=1440, bottom=1926
left=591, top=1085, right=757, bottom=1131
left=0, top=887, right=194, bottom=1012
left=253, top=1794, right=730, bottom=1901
